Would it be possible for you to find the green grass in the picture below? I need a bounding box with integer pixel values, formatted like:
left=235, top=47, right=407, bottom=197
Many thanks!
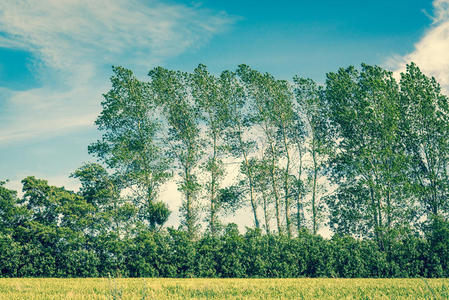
left=0, top=278, right=448, bottom=299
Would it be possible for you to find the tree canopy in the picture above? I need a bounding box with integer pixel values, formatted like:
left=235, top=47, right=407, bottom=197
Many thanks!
left=2, top=62, right=449, bottom=278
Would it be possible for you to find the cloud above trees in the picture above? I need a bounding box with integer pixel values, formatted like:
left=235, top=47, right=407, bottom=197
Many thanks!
left=389, top=0, right=449, bottom=90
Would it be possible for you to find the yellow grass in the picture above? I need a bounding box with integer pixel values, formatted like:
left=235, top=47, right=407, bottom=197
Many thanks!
left=0, top=278, right=448, bottom=299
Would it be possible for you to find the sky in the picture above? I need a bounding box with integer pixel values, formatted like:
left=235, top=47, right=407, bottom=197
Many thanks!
left=1, top=0, right=449, bottom=230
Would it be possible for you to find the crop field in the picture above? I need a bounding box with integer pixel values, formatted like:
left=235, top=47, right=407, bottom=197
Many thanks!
left=0, top=278, right=448, bottom=299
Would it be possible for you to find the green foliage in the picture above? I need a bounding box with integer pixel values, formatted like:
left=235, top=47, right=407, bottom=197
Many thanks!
left=293, top=76, right=330, bottom=234
left=425, top=215, right=449, bottom=277
left=399, top=63, right=449, bottom=217
left=3, top=62, right=449, bottom=278
left=149, top=66, right=202, bottom=238
left=217, top=185, right=244, bottom=215
left=325, top=64, right=413, bottom=244
left=191, top=64, right=230, bottom=235
left=0, top=233, right=21, bottom=276
left=1, top=185, right=449, bottom=278
left=89, top=66, right=172, bottom=230
left=0, top=181, right=27, bottom=235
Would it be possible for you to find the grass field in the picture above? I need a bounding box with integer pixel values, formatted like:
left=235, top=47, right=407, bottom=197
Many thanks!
left=0, top=278, right=448, bottom=299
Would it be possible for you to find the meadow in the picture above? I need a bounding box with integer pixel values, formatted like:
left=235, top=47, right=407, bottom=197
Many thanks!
left=0, top=278, right=448, bottom=299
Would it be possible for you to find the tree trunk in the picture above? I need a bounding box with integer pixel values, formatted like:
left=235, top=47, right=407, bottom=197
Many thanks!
left=282, top=125, right=292, bottom=238
left=209, top=132, right=218, bottom=235
left=238, top=128, right=260, bottom=229
left=262, top=191, right=270, bottom=234
left=184, top=164, right=195, bottom=238
left=370, top=185, right=380, bottom=246
left=386, top=188, right=391, bottom=228
left=296, top=143, right=304, bottom=234
left=269, top=141, right=282, bottom=235
left=311, top=148, right=318, bottom=235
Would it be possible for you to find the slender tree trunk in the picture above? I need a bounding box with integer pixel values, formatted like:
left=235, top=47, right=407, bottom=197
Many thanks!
left=369, top=158, right=383, bottom=245
left=433, top=187, right=438, bottom=215
left=184, top=163, right=195, bottom=238
left=312, top=153, right=318, bottom=234
left=137, top=119, right=158, bottom=229
left=114, top=196, right=120, bottom=234
left=311, top=147, right=318, bottom=235
left=431, top=175, right=438, bottom=215
left=262, top=191, right=270, bottom=234
left=370, top=185, right=380, bottom=245
left=386, top=187, right=391, bottom=228
left=377, top=193, right=383, bottom=229
left=281, top=126, right=292, bottom=238
left=384, top=156, right=393, bottom=229
left=243, top=152, right=260, bottom=229
left=296, top=143, right=304, bottom=234
left=209, top=132, right=218, bottom=235
left=424, top=147, right=439, bottom=215
left=271, top=167, right=282, bottom=235
left=238, top=127, right=260, bottom=229
left=269, top=141, right=282, bottom=235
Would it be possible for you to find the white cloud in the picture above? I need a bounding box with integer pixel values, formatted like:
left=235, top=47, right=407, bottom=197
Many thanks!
left=388, top=0, right=449, bottom=89
left=0, top=0, right=232, bottom=70
left=0, top=0, right=234, bottom=144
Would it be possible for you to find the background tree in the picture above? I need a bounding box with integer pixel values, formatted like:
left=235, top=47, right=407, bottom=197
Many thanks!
left=221, top=69, right=261, bottom=229
left=399, top=63, right=449, bottom=218
left=19, top=176, right=94, bottom=233
left=272, top=79, right=297, bottom=237
left=238, top=65, right=285, bottom=235
left=149, top=67, right=202, bottom=238
left=251, top=157, right=274, bottom=234
left=191, top=64, right=228, bottom=235
left=293, top=76, right=329, bottom=235
left=88, top=66, right=171, bottom=231
left=71, top=163, right=140, bottom=236
left=290, top=102, right=308, bottom=234
left=325, top=64, right=412, bottom=243
left=0, top=181, right=27, bottom=235
left=13, top=177, right=98, bottom=277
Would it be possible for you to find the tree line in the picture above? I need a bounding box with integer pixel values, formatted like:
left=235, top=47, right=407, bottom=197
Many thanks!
left=1, top=62, right=449, bottom=277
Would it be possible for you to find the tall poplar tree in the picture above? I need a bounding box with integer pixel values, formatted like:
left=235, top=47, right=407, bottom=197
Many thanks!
left=293, top=76, right=329, bottom=235
left=149, top=67, right=202, bottom=238
left=325, top=64, right=411, bottom=242
left=221, top=69, right=261, bottom=229
left=237, top=65, right=284, bottom=234
left=252, top=157, right=274, bottom=234
left=191, top=64, right=228, bottom=235
left=291, top=113, right=307, bottom=234
left=272, top=79, right=296, bottom=237
left=89, top=66, right=171, bottom=230
left=399, top=63, right=449, bottom=218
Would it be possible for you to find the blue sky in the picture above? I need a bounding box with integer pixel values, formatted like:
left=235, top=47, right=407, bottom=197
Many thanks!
left=165, top=0, right=434, bottom=80
left=1, top=0, right=449, bottom=229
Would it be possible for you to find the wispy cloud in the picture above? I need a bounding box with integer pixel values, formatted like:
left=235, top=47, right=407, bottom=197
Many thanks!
left=0, top=0, right=234, bottom=143
left=387, top=0, right=449, bottom=89
left=0, top=0, right=233, bottom=69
